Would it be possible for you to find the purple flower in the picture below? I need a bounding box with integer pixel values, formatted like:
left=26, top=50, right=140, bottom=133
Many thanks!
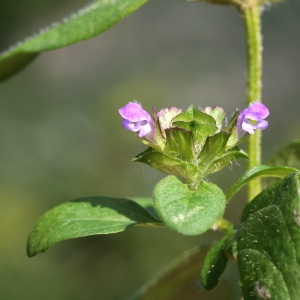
left=237, top=102, right=269, bottom=137
left=119, top=102, right=154, bottom=138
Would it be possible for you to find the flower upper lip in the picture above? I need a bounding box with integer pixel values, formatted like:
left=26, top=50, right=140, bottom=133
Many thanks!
left=119, top=102, right=154, bottom=138
left=119, top=102, right=152, bottom=123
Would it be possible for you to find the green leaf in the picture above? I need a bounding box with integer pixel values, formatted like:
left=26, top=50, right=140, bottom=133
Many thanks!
left=201, top=106, right=226, bottom=131
left=192, top=123, right=220, bottom=153
left=172, top=106, right=217, bottom=153
left=226, top=165, right=299, bottom=202
left=164, top=128, right=195, bottom=162
left=133, top=147, right=200, bottom=183
left=207, top=146, right=248, bottom=174
left=198, top=131, right=231, bottom=164
left=27, top=196, right=159, bottom=257
left=175, top=120, right=217, bottom=156
left=237, top=173, right=300, bottom=299
left=263, top=140, right=300, bottom=187
left=224, top=110, right=239, bottom=132
left=0, top=0, right=148, bottom=81
left=223, top=110, right=240, bottom=149
left=200, top=229, right=237, bottom=290
left=173, top=121, right=217, bottom=151
left=153, top=176, right=226, bottom=235
left=173, top=105, right=216, bottom=126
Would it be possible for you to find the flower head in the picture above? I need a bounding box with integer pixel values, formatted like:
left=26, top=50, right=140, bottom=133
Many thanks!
left=119, top=102, right=155, bottom=138
left=237, top=102, right=269, bottom=137
left=120, top=102, right=254, bottom=185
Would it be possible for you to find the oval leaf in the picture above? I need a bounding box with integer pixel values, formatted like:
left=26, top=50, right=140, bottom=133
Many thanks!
left=0, top=0, right=148, bottom=81
left=225, top=165, right=299, bottom=202
left=27, top=196, right=159, bottom=257
left=153, top=176, right=226, bottom=235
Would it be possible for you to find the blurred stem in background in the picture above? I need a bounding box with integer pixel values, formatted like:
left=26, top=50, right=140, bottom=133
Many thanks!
left=243, top=4, right=263, bottom=201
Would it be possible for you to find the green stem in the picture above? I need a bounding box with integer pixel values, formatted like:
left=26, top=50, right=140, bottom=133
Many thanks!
left=243, top=5, right=263, bottom=201
left=213, top=218, right=234, bottom=232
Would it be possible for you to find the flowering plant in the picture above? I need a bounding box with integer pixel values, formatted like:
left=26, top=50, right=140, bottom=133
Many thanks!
left=118, top=102, right=270, bottom=236
left=120, top=102, right=268, bottom=186
left=1, top=0, right=300, bottom=299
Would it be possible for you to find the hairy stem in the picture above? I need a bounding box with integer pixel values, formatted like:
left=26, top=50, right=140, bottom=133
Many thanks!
left=243, top=5, right=263, bottom=201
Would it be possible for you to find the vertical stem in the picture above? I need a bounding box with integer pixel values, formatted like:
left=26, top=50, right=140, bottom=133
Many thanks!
left=243, top=5, right=263, bottom=201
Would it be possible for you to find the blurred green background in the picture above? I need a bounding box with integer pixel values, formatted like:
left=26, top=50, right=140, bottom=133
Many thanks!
left=0, top=0, right=299, bottom=299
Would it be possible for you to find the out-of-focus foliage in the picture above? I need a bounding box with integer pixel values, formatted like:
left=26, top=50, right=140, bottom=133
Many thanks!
left=136, top=246, right=237, bottom=299
left=0, top=0, right=148, bottom=81
left=1, top=0, right=300, bottom=299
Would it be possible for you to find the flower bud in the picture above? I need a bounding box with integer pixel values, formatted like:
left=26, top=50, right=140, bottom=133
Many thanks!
left=237, top=102, right=269, bottom=138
